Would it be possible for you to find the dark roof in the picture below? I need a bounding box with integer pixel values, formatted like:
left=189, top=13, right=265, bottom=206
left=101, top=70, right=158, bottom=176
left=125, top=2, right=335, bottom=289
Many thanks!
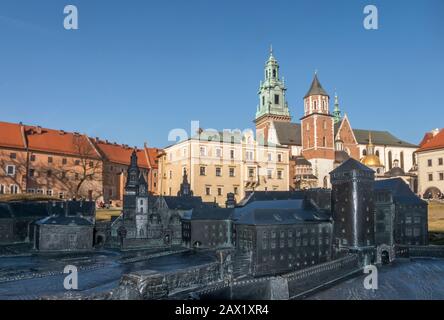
left=162, top=196, right=206, bottom=210
left=234, top=199, right=307, bottom=220
left=36, top=216, right=93, bottom=226
left=273, top=122, right=301, bottom=146
left=294, top=156, right=311, bottom=166
left=374, top=178, right=426, bottom=206
left=235, top=208, right=330, bottom=225
left=353, top=129, right=417, bottom=148
left=190, top=208, right=234, bottom=220
left=330, top=157, right=374, bottom=175
left=7, top=202, right=50, bottom=218
left=0, top=203, right=12, bottom=219
left=237, top=191, right=306, bottom=207
left=304, top=74, right=329, bottom=98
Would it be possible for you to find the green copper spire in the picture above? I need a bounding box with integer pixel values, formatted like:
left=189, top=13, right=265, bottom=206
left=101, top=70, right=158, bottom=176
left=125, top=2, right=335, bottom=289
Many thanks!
left=333, top=92, right=342, bottom=124
left=255, top=47, right=291, bottom=122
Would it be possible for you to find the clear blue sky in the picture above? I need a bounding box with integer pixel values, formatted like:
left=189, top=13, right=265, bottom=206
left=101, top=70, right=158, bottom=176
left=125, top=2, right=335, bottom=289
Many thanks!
left=0, top=0, right=443, bottom=148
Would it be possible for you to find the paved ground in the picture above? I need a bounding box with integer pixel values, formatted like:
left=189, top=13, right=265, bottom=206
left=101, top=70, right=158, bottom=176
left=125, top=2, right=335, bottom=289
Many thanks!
left=0, top=249, right=215, bottom=300
left=307, top=258, right=444, bottom=300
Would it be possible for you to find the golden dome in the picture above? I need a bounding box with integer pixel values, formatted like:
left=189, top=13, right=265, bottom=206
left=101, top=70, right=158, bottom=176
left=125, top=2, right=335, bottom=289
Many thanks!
left=361, top=155, right=382, bottom=167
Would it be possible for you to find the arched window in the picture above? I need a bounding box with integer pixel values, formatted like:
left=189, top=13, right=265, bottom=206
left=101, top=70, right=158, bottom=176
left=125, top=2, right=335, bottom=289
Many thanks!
left=388, top=151, right=393, bottom=170
left=313, top=101, right=317, bottom=109
left=323, top=120, right=327, bottom=130
left=400, top=151, right=405, bottom=170
left=273, top=69, right=276, bottom=78
left=363, top=150, right=367, bottom=156
left=376, top=150, right=380, bottom=157
left=322, top=137, right=326, bottom=147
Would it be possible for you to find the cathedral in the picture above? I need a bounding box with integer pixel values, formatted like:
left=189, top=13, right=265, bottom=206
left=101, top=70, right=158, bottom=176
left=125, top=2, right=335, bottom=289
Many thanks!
left=255, top=48, right=418, bottom=190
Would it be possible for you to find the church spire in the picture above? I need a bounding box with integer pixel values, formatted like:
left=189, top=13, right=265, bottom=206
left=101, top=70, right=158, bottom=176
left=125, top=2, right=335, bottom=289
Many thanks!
left=333, top=92, right=342, bottom=124
left=255, top=47, right=291, bottom=123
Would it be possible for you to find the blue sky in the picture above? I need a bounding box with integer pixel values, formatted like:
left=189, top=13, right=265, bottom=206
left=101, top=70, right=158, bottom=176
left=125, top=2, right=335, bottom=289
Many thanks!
left=0, top=0, right=443, bottom=148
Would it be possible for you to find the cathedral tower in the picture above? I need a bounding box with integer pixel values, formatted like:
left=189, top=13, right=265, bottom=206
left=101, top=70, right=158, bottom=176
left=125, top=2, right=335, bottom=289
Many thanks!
left=255, top=47, right=291, bottom=145
left=301, top=73, right=335, bottom=187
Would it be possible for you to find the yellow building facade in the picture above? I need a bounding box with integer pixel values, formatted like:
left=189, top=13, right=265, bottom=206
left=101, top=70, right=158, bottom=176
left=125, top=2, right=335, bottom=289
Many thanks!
left=158, top=130, right=290, bottom=206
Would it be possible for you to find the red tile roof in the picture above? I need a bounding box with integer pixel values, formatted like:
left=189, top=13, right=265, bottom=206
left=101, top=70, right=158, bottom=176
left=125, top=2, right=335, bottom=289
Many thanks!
left=24, top=125, right=101, bottom=159
left=93, top=140, right=150, bottom=169
left=417, top=129, right=444, bottom=153
left=145, top=147, right=161, bottom=169
left=0, top=121, right=26, bottom=149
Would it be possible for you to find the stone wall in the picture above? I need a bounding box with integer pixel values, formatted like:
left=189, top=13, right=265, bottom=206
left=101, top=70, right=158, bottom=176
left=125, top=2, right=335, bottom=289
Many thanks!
left=117, top=261, right=222, bottom=299
left=396, top=245, right=444, bottom=259
left=284, top=254, right=360, bottom=299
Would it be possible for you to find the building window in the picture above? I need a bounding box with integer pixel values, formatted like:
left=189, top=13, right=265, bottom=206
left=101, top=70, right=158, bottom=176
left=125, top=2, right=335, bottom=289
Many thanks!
left=169, top=171, right=172, bottom=179
left=429, top=173, right=433, bottom=181
left=322, top=137, right=326, bottom=147
left=48, top=157, right=53, bottom=164
left=46, top=190, right=53, bottom=196
left=274, top=94, right=279, bottom=104
left=216, top=148, right=222, bottom=158
left=10, top=153, right=17, bottom=159
left=75, top=160, right=80, bottom=166
left=362, top=149, right=367, bottom=156
left=267, top=153, right=272, bottom=162
left=440, top=173, right=444, bottom=181
left=89, top=161, right=94, bottom=168
left=428, top=159, right=432, bottom=167
left=10, top=185, right=19, bottom=194
left=0, top=185, right=5, bottom=194
left=246, top=150, right=254, bottom=161
left=323, top=120, right=327, bottom=130
left=277, top=153, right=282, bottom=162
left=229, top=168, right=235, bottom=177
left=206, top=187, right=211, bottom=196
left=200, top=167, right=206, bottom=176
left=388, top=151, right=393, bottom=169
left=313, top=101, right=317, bottom=109
left=234, top=187, right=238, bottom=195
left=267, top=169, right=273, bottom=179
left=27, top=189, right=35, bottom=194
left=200, top=146, right=206, bottom=156
left=230, top=149, right=235, bottom=159
left=262, top=96, right=265, bottom=106
left=216, top=167, right=222, bottom=177
left=29, top=169, right=35, bottom=177
left=30, top=154, right=36, bottom=162
left=277, top=170, right=283, bottom=180
left=248, top=168, right=255, bottom=178
left=439, top=158, right=443, bottom=166
left=62, top=158, right=67, bottom=165
left=47, top=170, right=52, bottom=177
left=6, top=165, right=15, bottom=176
left=37, top=189, right=43, bottom=195
left=217, top=187, right=222, bottom=196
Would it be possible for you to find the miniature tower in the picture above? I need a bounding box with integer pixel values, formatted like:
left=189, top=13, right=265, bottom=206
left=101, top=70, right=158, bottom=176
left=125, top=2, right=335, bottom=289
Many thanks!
left=330, top=158, right=376, bottom=265
left=177, top=169, right=193, bottom=197
left=122, top=149, right=149, bottom=239
left=255, top=47, right=291, bottom=145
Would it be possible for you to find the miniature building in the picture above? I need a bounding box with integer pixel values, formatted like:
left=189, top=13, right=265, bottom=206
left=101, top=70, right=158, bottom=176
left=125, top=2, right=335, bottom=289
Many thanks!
left=111, top=153, right=209, bottom=249
left=0, top=203, right=14, bottom=243
left=182, top=207, right=234, bottom=249
left=375, top=178, right=428, bottom=248
left=233, top=200, right=332, bottom=277
left=330, top=158, right=376, bottom=264
left=34, top=216, right=94, bottom=252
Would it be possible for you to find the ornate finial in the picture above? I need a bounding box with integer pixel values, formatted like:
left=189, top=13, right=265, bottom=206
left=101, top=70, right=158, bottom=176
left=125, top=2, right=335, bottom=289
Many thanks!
left=368, top=132, right=373, bottom=145
left=270, top=44, right=273, bottom=55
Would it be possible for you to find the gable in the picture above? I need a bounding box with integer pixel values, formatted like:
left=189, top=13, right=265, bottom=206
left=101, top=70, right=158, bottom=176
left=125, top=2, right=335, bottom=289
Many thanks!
left=335, top=116, right=358, bottom=145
